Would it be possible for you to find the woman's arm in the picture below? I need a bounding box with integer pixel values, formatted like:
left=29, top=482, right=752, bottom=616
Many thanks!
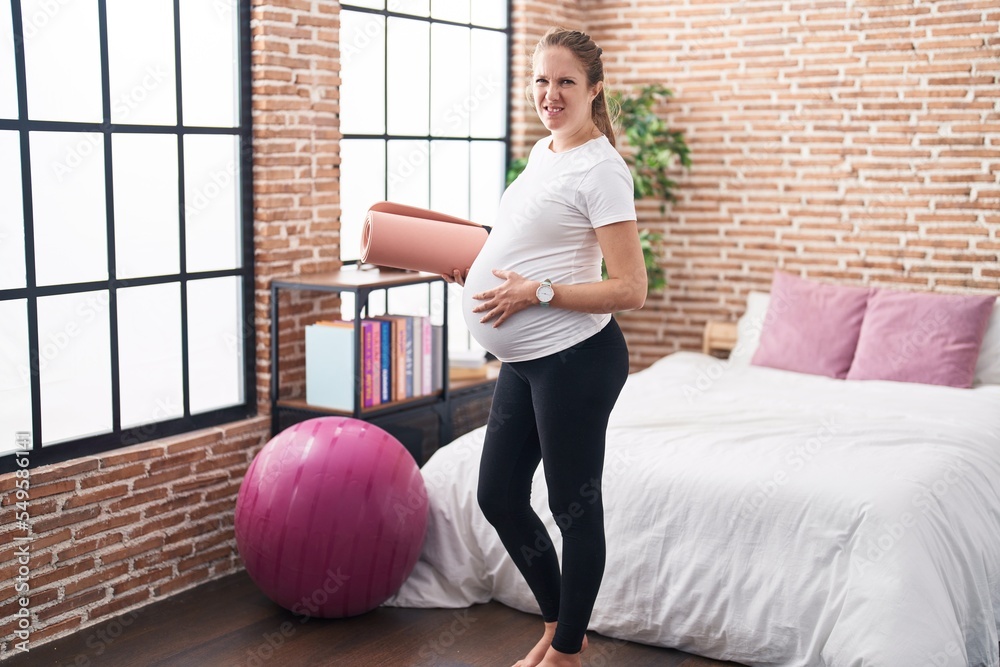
left=473, top=220, right=647, bottom=327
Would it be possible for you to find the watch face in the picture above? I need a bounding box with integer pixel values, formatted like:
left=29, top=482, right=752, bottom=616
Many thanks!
left=537, top=283, right=554, bottom=303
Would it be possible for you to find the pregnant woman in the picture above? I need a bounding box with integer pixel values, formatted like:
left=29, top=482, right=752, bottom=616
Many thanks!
left=442, top=27, right=647, bottom=667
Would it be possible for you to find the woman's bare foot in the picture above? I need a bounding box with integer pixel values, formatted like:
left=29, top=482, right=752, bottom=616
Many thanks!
left=512, top=623, right=587, bottom=667
left=536, top=644, right=584, bottom=667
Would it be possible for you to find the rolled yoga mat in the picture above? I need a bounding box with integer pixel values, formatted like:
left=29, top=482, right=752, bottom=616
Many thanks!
left=360, top=201, right=489, bottom=275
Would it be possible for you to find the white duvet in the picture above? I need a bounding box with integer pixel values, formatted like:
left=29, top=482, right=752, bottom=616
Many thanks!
left=386, top=352, right=1000, bottom=666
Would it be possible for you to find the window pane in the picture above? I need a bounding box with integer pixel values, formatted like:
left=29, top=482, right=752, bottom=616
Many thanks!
left=430, top=140, right=468, bottom=219
left=340, top=139, right=386, bottom=262
left=340, top=11, right=385, bottom=135
left=0, top=0, right=16, bottom=119
left=38, top=291, right=113, bottom=445
left=470, top=140, right=505, bottom=227
left=0, top=299, right=32, bottom=455
left=344, top=0, right=383, bottom=8
left=387, top=18, right=428, bottom=136
left=113, top=134, right=180, bottom=279
left=393, top=0, right=430, bottom=17
left=187, top=276, right=243, bottom=414
left=179, top=0, right=238, bottom=127
left=470, top=29, right=506, bottom=138
left=431, top=0, right=468, bottom=24
left=107, top=0, right=177, bottom=125
left=447, top=282, right=483, bottom=354
left=387, top=139, right=429, bottom=207
left=431, top=24, right=470, bottom=138
left=21, top=0, right=102, bottom=122
left=118, top=283, right=183, bottom=429
left=472, top=1, right=507, bottom=29
left=386, top=283, right=430, bottom=317
left=184, top=134, right=241, bottom=273
left=30, top=131, right=108, bottom=286
left=429, top=280, right=445, bottom=326
left=0, top=131, right=26, bottom=289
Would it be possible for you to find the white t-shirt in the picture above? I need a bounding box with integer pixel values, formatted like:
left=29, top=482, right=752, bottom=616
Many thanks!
left=462, top=134, right=636, bottom=362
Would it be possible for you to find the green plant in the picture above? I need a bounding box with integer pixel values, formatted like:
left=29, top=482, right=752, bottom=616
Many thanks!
left=505, top=84, right=690, bottom=293
left=609, top=83, right=691, bottom=213
left=506, top=157, right=528, bottom=189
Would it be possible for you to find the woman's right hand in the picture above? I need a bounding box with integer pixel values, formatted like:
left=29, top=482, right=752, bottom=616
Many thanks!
left=440, top=268, right=468, bottom=286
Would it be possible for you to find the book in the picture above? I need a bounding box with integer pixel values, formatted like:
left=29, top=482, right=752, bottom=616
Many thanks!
left=368, top=316, right=395, bottom=403
left=378, top=318, right=391, bottom=403
left=393, top=317, right=406, bottom=401
left=422, top=317, right=433, bottom=395
left=370, top=319, right=381, bottom=407
left=403, top=316, right=414, bottom=399
left=431, top=324, right=444, bottom=392
left=412, top=316, right=423, bottom=397
left=362, top=320, right=374, bottom=407
left=305, top=320, right=354, bottom=411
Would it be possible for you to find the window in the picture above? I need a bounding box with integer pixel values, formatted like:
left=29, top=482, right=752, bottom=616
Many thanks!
left=0, top=0, right=254, bottom=471
left=338, top=1, right=510, bottom=353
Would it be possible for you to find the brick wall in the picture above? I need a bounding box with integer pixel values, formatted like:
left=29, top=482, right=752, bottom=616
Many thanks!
left=0, top=420, right=268, bottom=655
left=254, top=0, right=344, bottom=405
left=513, top=0, right=1000, bottom=369
left=0, top=1, right=341, bottom=657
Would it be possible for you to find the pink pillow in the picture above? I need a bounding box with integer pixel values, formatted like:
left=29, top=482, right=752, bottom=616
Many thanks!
left=751, top=272, right=870, bottom=378
left=846, top=289, right=996, bottom=388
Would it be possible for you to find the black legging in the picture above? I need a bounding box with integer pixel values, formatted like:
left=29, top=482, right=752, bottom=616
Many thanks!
left=477, top=318, right=629, bottom=654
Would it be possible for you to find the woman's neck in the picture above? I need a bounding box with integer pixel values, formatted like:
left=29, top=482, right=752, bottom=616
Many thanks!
left=549, top=123, right=602, bottom=153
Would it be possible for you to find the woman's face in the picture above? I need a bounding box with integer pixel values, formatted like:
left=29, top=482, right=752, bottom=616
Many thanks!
left=532, top=46, right=601, bottom=137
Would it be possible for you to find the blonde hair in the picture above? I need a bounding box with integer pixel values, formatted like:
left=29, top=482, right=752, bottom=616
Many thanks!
left=530, top=27, right=619, bottom=147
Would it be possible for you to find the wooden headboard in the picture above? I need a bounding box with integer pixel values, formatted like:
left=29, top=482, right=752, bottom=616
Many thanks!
left=702, top=321, right=738, bottom=358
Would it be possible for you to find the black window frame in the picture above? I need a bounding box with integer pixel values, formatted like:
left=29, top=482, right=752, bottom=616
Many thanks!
left=0, top=0, right=256, bottom=472
left=338, top=1, right=515, bottom=264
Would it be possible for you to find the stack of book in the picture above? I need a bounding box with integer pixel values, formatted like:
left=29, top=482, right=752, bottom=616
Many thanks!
left=449, top=349, right=489, bottom=380
left=305, top=316, right=444, bottom=411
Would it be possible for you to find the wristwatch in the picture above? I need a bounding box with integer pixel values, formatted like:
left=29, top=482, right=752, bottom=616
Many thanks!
left=535, top=279, right=554, bottom=307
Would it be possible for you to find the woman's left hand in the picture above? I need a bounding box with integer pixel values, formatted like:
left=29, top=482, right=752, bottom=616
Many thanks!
left=472, top=269, right=537, bottom=327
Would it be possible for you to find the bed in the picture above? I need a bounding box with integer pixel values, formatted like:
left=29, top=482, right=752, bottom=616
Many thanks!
left=386, top=303, right=1000, bottom=666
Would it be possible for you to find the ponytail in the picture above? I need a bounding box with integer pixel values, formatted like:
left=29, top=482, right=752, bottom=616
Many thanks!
left=592, top=86, right=618, bottom=148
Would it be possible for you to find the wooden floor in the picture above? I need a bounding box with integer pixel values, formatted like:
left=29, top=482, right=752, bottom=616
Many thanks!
left=10, top=570, right=746, bottom=667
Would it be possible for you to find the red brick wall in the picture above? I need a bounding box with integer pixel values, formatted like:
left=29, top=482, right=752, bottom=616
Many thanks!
left=514, top=0, right=1000, bottom=368
left=254, top=0, right=344, bottom=405
left=0, top=420, right=268, bottom=653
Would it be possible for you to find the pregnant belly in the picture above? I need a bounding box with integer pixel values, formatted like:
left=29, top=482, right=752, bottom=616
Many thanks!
left=460, top=266, right=607, bottom=362
left=461, top=262, right=511, bottom=357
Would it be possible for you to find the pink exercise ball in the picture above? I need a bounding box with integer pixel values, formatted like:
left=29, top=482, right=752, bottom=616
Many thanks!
left=234, top=417, right=428, bottom=618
